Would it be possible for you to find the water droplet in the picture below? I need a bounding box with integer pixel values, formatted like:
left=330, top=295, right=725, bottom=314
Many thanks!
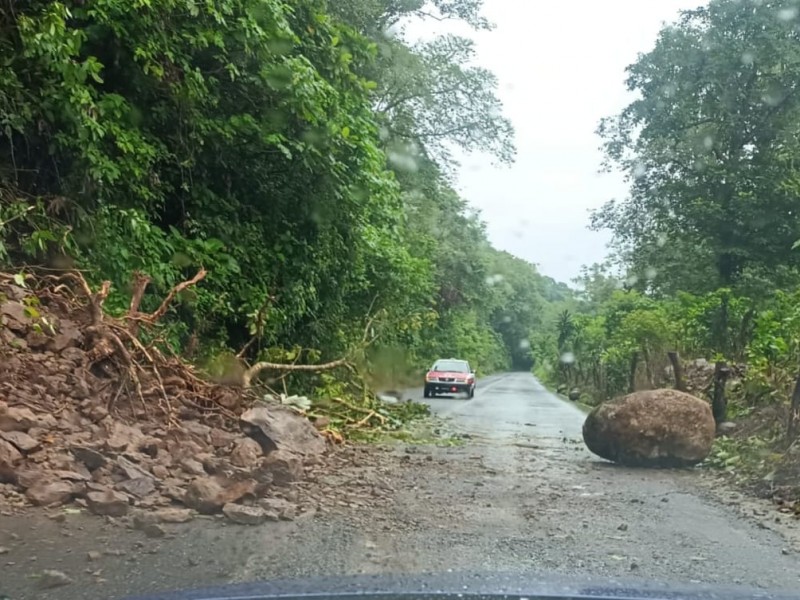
left=626, top=274, right=639, bottom=286
left=703, top=136, right=714, bottom=150
left=656, top=233, right=668, bottom=248
left=778, top=7, right=798, bottom=21
left=519, top=339, right=531, bottom=350
left=741, top=51, right=755, bottom=66
left=633, top=162, right=646, bottom=179
left=645, top=267, right=657, bottom=280
left=560, top=352, right=575, bottom=365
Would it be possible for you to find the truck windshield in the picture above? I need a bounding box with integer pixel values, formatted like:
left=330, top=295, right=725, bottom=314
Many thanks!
left=432, top=360, right=469, bottom=372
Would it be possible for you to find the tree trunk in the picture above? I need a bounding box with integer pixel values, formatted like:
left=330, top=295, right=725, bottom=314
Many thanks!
left=667, top=351, right=686, bottom=392
left=712, top=361, right=731, bottom=425
left=787, top=373, right=800, bottom=439
left=628, top=351, right=638, bottom=394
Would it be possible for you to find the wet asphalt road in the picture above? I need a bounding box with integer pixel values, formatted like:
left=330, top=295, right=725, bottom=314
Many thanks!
left=4, top=372, right=800, bottom=599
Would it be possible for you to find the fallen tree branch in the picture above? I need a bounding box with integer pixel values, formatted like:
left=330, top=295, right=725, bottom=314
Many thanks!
left=242, top=357, right=348, bottom=388
left=143, top=268, right=207, bottom=324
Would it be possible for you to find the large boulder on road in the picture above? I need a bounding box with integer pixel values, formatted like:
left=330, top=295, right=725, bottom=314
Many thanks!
left=582, top=389, right=715, bottom=467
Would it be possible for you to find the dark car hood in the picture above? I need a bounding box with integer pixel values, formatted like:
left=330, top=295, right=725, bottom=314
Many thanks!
left=121, top=571, right=796, bottom=600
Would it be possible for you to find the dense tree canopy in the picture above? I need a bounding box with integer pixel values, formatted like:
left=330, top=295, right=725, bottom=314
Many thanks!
left=534, top=1, right=800, bottom=443
left=0, top=0, right=547, bottom=384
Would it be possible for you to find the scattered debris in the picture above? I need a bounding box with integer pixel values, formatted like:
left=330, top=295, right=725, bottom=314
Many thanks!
left=39, top=569, right=72, bottom=588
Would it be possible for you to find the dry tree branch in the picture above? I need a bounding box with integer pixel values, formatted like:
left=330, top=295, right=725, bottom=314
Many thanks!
left=144, top=268, right=206, bottom=324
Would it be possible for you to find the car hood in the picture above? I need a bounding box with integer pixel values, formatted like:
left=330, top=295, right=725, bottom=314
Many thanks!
left=429, top=371, right=469, bottom=378
left=121, top=571, right=796, bottom=600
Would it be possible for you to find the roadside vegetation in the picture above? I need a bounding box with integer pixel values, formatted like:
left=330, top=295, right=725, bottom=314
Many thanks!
left=533, top=0, right=800, bottom=499
left=0, top=0, right=559, bottom=430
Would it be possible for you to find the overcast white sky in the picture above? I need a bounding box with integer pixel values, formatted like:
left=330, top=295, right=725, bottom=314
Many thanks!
left=412, top=0, right=707, bottom=284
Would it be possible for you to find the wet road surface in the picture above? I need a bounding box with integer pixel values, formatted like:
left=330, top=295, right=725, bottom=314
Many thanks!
left=3, top=372, right=800, bottom=599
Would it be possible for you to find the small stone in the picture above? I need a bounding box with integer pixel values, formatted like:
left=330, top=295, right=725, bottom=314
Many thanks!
left=257, top=451, right=302, bottom=485
left=180, top=458, right=206, bottom=477
left=116, top=477, right=156, bottom=498
left=782, top=548, right=791, bottom=555
left=222, top=503, right=268, bottom=525
left=151, top=465, right=169, bottom=479
left=0, top=547, right=9, bottom=555
left=26, top=481, right=75, bottom=507
left=40, top=569, right=72, bottom=588
left=661, top=497, right=669, bottom=503
left=618, top=523, right=628, bottom=531
left=0, top=406, right=37, bottom=433
left=70, top=446, right=107, bottom=471
left=87, top=551, right=101, bottom=561
left=154, top=508, right=194, bottom=524
left=86, top=490, right=129, bottom=517
left=630, top=562, right=639, bottom=571
left=0, top=430, right=39, bottom=453
left=229, top=438, right=262, bottom=468
left=143, top=523, right=166, bottom=538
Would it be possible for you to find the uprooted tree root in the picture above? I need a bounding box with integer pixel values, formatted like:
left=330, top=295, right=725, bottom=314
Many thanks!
left=3, top=268, right=256, bottom=428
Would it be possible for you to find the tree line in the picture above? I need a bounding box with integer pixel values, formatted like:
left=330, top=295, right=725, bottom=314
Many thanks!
left=0, top=0, right=555, bottom=384
left=535, top=0, right=800, bottom=439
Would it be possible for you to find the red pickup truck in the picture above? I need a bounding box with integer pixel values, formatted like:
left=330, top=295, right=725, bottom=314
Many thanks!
left=423, top=358, right=475, bottom=399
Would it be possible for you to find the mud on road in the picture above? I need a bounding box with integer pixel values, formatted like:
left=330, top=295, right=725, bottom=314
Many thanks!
left=3, top=372, right=800, bottom=599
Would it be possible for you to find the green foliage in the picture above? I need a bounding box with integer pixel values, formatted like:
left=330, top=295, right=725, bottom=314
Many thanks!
left=0, top=0, right=549, bottom=402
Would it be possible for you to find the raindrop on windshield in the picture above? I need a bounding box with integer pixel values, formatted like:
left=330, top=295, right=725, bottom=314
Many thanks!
left=560, top=352, right=575, bottom=365
left=741, top=51, right=755, bottom=65
left=633, top=162, right=646, bottom=179
left=778, top=7, right=799, bottom=21
left=519, top=339, right=531, bottom=350
left=645, top=267, right=657, bottom=280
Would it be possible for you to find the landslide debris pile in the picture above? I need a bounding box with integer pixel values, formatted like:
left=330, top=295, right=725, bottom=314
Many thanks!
left=0, top=271, right=330, bottom=525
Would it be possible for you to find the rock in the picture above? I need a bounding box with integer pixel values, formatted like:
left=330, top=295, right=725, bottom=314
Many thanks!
left=1, top=430, right=39, bottom=453
left=132, top=510, right=158, bottom=529
left=179, top=458, right=206, bottom=477
left=582, top=389, right=715, bottom=467
left=40, top=569, right=73, bottom=588
left=116, top=456, right=152, bottom=480
left=87, top=551, right=101, bottom=561
left=258, top=497, right=294, bottom=513
left=61, top=347, right=86, bottom=365
left=151, top=465, right=170, bottom=479
left=105, top=422, right=145, bottom=453
left=51, top=323, right=83, bottom=352
left=71, top=446, right=107, bottom=471
left=210, top=428, right=237, bottom=448
left=239, top=406, right=326, bottom=456
left=116, top=477, right=156, bottom=498
left=568, top=388, right=581, bottom=402
left=183, top=477, right=255, bottom=514
left=0, top=406, right=37, bottom=432
left=222, top=503, right=268, bottom=525
left=54, top=470, right=90, bottom=482
left=154, top=508, right=194, bottom=523
left=230, top=437, right=262, bottom=468
left=14, top=469, right=42, bottom=489
left=26, top=481, right=75, bottom=506
left=258, top=450, right=303, bottom=485
left=86, top=490, right=129, bottom=517
left=143, top=523, right=166, bottom=538
left=0, top=438, right=23, bottom=469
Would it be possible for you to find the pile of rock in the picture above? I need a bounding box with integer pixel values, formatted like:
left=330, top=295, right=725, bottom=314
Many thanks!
left=0, top=278, right=328, bottom=525
left=0, top=399, right=326, bottom=523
